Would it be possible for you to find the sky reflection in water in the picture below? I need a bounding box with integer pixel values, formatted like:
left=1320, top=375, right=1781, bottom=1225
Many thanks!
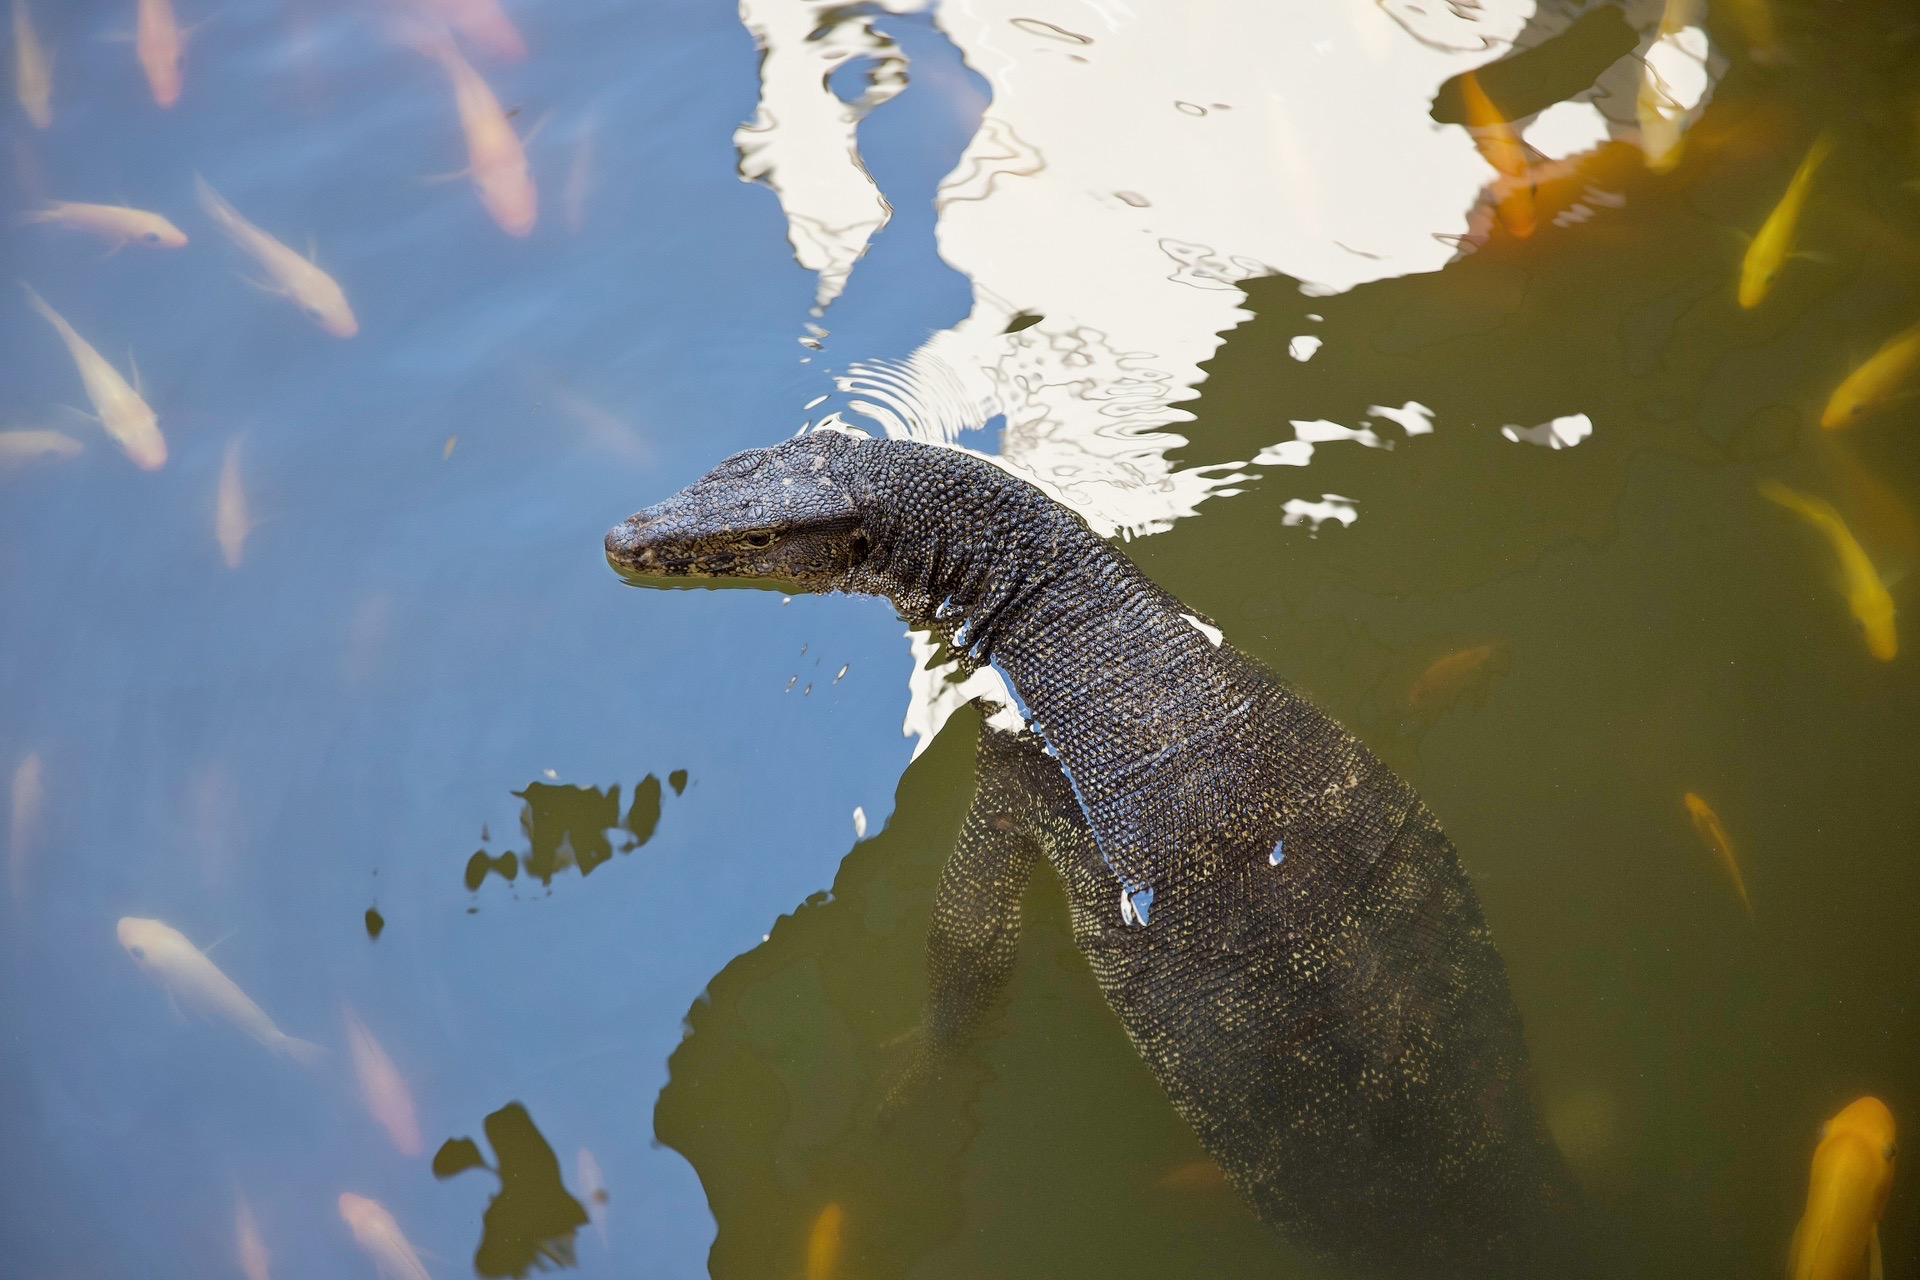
left=3, top=0, right=1919, bottom=1276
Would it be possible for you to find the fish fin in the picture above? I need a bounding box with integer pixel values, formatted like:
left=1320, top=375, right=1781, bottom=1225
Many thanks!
left=1870, top=1226, right=1883, bottom=1280
left=419, top=167, right=472, bottom=184
left=95, top=241, right=126, bottom=262
left=306, top=233, right=318, bottom=263
left=278, top=1035, right=325, bottom=1067
left=166, top=991, right=187, bottom=1022
left=52, top=404, right=99, bottom=426
left=520, top=109, right=554, bottom=148
left=236, top=273, right=282, bottom=296
left=1792, top=250, right=1836, bottom=266
left=201, top=928, right=233, bottom=955
left=126, top=351, right=142, bottom=393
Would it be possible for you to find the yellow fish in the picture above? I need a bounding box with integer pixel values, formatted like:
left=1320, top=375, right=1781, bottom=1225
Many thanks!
left=116, top=917, right=322, bottom=1062
left=196, top=176, right=357, bottom=337
left=1789, top=1096, right=1896, bottom=1280
left=0, top=429, right=82, bottom=468
left=805, top=1202, right=843, bottom=1280
left=13, top=0, right=51, bottom=128
left=338, top=1194, right=431, bottom=1280
left=1822, top=319, right=1920, bottom=429
left=216, top=438, right=251, bottom=568
left=1761, top=481, right=1898, bottom=660
left=1740, top=133, right=1834, bottom=309
left=1681, top=792, right=1752, bottom=917
left=20, top=201, right=188, bottom=250
left=22, top=284, right=166, bottom=470
left=1459, top=72, right=1534, bottom=239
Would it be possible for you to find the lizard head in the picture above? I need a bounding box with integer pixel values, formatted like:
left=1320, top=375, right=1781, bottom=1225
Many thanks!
left=605, top=430, right=869, bottom=592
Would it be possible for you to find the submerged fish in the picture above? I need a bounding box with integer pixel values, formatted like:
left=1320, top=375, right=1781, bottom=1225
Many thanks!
left=576, top=1148, right=607, bottom=1247
left=1740, top=133, right=1834, bottom=309
left=344, top=1006, right=422, bottom=1156
left=1822, top=320, right=1920, bottom=430
left=236, top=1194, right=271, bottom=1280
left=1760, top=481, right=1898, bottom=661
left=339, top=1194, right=432, bottom=1280
left=216, top=438, right=251, bottom=568
left=116, top=917, right=322, bottom=1063
left=9, top=752, right=42, bottom=907
left=0, top=429, right=82, bottom=468
left=805, top=1202, right=843, bottom=1280
left=196, top=176, right=356, bottom=337
left=1407, top=642, right=1501, bottom=710
left=13, top=0, right=51, bottom=128
left=1789, top=1096, right=1896, bottom=1280
left=1681, top=792, right=1752, bottom=917
left=19, top=201, right=187, bottom=250
left=417, top=0, right=524, bottom=62
left=1158, top=1159, right=1231, bottom=1194
left=1459, top=72, right=1534, bottom=239
left=22, top=284, right=165, bottom=470
left=136, top=0, right=184, bottom=107
left=422, top=32, right=536, bottom=236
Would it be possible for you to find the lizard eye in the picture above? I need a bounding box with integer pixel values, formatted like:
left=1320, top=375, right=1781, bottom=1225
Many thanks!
left=742, top=530, right=777, bottom=549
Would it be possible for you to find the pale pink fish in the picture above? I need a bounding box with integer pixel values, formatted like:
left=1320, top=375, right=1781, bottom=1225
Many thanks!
left=136, top=0, right=184, bottom=107
left=338, top=1193, right=432, bottom=1280
left=196, top=176, right=357, bottom=337
left=22, top=284, right=166, bottom=470
left=235, top=1194, right=271, bottom=1280
left=9, top=753, right=42, bottom=907
left=576, top=1148, right=607, bottom=1246
left=19, top=201, right=188, bottom=250
left=416, top=0, right=524, bottom=61
left=116, top=917, right=323, bottom=1063
left=216, top=438, right=251, bottom=568
left=0, top=430, right=82, bottom=468
left=13, top=0, right=52, bottom=128
left=344, top=1006, right=422, bottom=1156
left=417, top=30, right=536, bottom=236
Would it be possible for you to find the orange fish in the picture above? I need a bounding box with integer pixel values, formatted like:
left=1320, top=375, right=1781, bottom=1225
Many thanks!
left=13, top=0, right=52, bottom=128
left=20, top=201, right=188, bottom=250
left=1682, top=792, right=1752, bottom=917
left=804, top=1203, right=843, bottom=1280
left=1789, top=1097, right=1896, bottom=1280
left=344, top=1006, right=422, bottom=1156
left=420, top=31, right=536, bottom=236
left=1459, top=72, right=1535, bottom=239
left=1408, top=643, right=1501, bottom=709
left=136, top=0, right=184, bottom=108
left=1822, top=320, right=1920, bottom=430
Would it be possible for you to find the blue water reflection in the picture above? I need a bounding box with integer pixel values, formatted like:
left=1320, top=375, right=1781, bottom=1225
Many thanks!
left=1, top=0, right=965, bottom=1273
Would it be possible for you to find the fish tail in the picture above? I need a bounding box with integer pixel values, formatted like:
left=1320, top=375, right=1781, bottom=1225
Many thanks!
left=192, top=173, right=241, bottom=232
left=20, top=280, right=56, bottom=324
left=278, top=1034, right=326, bottom=1067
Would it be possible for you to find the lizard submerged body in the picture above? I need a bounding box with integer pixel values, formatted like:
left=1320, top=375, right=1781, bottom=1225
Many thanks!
left=607, top=432, right=1583, bottom=1278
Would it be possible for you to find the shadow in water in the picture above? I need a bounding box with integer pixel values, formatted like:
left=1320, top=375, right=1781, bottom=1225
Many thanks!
left=465, top=772, right=688, bottom=892
left=434, top=1101, right=590, bottom=1278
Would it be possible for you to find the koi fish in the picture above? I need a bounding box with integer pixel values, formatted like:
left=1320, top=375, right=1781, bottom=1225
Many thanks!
left=576, top=1148, right=607, bottom=1246
left=805, top=1203, right=843, bottom=1280
left=19, top=201, right=188, bottom=250
left=216, top=438, right=250, bottom=568
left=0, top=429, right=81, bottom=467
left=13, top=0, right=51, bottom=127
left=1740, top=133, right=1834, bottom=308
left=1760, top=481, right=1898, bottom=660
left=136, top=0, right=183, bottom=108
left=1681, top=792, right=1752, bottom=917
left=422, top=33, right=535, bottom=236
left=344, top=1006, right=422, bottom=1156
left=1407, top=643, right=1501, bottom=709
left=22, top=284, right=166, bottom=470
left=1459, top=71, right=1534, bottom=239
left=236, top=1194, right=271, bottom=1280
left=116, top=917, right=322, bottom=1063
left=1821, top=320, right=1920, bottom=429
left=196, top=176, right=357, bottom=337
left=339, top=1194, right=432, bottom=1280
left=1789, top=1096, right=1896, bottom=1280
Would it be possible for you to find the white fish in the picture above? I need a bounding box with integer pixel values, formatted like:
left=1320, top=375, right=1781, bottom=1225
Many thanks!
left=576, top=1148, right=607, bottom=1247
left=196, top=176, right=357, bottom=337
left=338, top=1193, right=432, bottom=1280
left=116, top=917, right=322, bottom=1063
left=10, top=753, right=42, bottom=906
left=0, top=430, right=82, bottom=467
left=22, top=285, right=166, bottom=469
left=216, top=438, right=251, bottom=568
left=344, top=1006, right=422, bottom=1156
left=235, top=1193, right=271, bottom=1280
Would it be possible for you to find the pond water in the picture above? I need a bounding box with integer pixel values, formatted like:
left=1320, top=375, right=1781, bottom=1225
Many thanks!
left=3, top=0, right=1917, bottom=1276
